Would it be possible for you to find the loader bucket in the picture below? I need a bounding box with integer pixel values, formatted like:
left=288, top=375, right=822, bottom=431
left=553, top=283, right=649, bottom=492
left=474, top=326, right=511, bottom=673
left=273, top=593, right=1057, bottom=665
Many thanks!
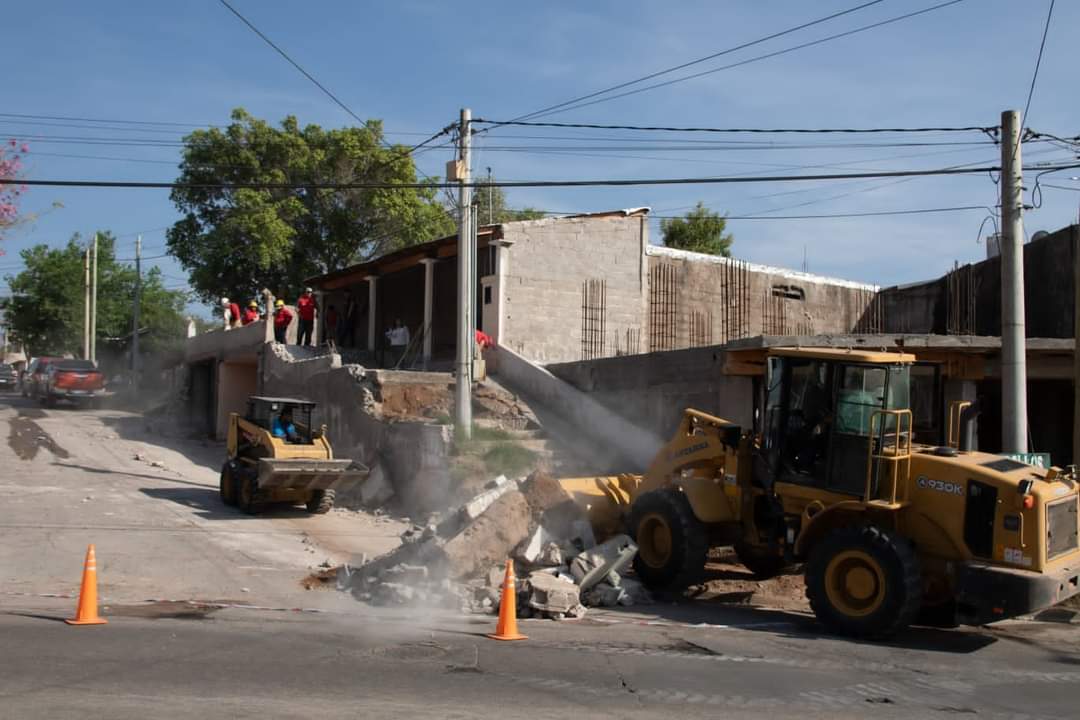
left=557, top=474, right=639, bottom=540
left=256, top=458, right=369, bottom=492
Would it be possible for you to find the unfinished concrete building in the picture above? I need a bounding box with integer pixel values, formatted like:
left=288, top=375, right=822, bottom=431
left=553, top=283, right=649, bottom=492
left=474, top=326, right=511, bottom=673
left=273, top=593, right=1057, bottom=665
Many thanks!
left=307, top=208, right=879, bottom=365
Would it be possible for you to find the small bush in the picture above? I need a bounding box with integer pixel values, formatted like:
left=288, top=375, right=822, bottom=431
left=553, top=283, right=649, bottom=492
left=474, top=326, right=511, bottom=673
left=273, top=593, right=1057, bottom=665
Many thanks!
left=482, top=442, right=537, bottom=478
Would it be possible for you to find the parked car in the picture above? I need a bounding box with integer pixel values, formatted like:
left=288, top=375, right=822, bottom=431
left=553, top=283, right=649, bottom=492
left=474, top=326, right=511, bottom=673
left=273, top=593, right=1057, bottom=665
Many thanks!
left=22, top=356, right=62, bottom=398
left=0, top=363, right=17, bottom=392
left=42, top=359, right=106, bottom=408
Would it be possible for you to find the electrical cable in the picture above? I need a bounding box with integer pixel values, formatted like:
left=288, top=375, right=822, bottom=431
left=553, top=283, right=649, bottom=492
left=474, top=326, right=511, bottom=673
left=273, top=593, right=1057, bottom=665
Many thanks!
left=1019, top=0, right=1056, bottom=138
left=474, top=119, right=993, bottom=135
left=503, top=0, right=888, bottom=125
left=515, top=0, right=969, bottom=122
left=14, top=162, right=1080, bottom=190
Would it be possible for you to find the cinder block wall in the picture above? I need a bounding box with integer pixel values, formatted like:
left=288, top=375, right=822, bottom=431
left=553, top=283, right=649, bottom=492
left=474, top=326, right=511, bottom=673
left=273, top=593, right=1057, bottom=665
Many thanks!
left=499, top=214, right=648, bottom=364
left=645, top=246, right=878, bottom=346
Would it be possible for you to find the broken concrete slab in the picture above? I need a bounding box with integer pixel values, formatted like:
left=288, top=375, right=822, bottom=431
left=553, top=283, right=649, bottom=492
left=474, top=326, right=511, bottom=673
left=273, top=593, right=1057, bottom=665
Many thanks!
left=575, top=534, right=638, bottom=591
left=527, top=571, right=580, bottom=614
left=442, top=489, right=532, bottom=580
left=583, top=583, right=624, bottom=608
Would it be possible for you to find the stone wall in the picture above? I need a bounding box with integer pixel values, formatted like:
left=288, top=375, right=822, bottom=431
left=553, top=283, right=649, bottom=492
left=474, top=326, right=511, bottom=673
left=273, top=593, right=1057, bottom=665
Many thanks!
left=499, top=213, right=648, bottom=364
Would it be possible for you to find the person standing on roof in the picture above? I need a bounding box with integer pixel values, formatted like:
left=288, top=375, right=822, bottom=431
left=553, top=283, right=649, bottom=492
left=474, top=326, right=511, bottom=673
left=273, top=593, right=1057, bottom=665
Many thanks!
left=296, top=287, right=317, bottom=347
left=273, top=299, right=293, bottom=344
left=222, top=297, right=241, bottom=330
left=241, top=300, right=260, bottom=326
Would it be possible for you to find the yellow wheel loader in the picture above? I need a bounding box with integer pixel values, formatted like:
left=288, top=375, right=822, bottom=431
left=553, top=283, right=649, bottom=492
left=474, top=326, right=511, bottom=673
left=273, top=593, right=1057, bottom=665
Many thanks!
left=220, top=396, right=368, bottom=515
left=564, top=347, right=1080, bottom=638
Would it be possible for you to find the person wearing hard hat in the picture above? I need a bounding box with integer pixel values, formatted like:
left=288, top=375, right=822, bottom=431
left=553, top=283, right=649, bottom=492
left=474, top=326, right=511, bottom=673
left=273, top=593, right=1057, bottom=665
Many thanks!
left=241, top=300, right=260, bottom=326
left=296, top=287, right=317, bottom=347
left=272, top=299, right=293, bottom=344
left=221, top=297, right=241, bottom=330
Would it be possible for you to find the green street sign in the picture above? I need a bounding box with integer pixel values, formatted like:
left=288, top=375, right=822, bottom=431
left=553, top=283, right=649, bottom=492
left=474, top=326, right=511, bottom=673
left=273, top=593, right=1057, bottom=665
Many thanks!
left=999, top=452, right=1053, bottom=469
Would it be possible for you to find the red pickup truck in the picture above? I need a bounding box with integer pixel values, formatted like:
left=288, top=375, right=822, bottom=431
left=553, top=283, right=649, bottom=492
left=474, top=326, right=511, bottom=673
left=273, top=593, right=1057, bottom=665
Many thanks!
left=42, top=359, right=107, bottom=408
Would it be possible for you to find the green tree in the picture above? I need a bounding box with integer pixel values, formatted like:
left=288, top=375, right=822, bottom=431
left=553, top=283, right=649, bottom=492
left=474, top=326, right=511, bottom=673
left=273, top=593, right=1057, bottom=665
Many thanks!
left=660, top=202, right=734, bottom=256
left=1, top=232, right=188, bottom=357
left=167, top=108, right=454, bottom=304
left=471, top=177, right=547, bottom=225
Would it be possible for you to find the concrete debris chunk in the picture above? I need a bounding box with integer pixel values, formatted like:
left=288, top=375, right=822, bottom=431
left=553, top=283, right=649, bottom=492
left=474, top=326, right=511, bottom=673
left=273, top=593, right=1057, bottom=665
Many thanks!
left=527, top=571, right=580, bottom=615
left=442, top=490, right=532, bottom=580
left=583, top=583, right=624, bottom=608
left=575, top=534, right=638, bottom=592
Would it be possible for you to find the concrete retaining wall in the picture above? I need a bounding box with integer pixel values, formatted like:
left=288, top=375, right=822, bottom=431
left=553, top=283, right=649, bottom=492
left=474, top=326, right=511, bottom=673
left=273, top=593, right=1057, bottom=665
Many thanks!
left=489, top=344, right=662, bottom=471
left=547, top=346, right=755, bottom=441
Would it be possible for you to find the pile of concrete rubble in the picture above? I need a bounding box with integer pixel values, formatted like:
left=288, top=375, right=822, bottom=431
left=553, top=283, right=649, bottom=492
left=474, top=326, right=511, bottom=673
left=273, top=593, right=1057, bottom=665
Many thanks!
left=341, top=471, right=651, bottom=619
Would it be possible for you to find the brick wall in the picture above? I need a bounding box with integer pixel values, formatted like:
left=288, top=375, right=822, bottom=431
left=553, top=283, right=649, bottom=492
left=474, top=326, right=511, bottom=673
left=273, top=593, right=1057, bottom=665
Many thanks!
left=499, top=214, right=648, bottom=363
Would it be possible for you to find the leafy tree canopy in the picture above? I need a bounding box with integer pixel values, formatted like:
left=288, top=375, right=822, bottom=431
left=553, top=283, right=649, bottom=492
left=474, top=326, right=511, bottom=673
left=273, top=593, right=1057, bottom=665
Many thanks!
left=167, top=108, right=454, bottom=304
left=1, top=232, right=188, bottom=357
left=660, top=202, right=734, bottom=257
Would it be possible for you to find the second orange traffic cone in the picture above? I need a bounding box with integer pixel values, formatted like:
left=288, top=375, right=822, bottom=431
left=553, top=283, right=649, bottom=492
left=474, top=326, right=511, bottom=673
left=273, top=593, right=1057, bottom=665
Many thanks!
left=488, top=559, right=527, bottom=641
left=66, top=544, right=107, bottom=626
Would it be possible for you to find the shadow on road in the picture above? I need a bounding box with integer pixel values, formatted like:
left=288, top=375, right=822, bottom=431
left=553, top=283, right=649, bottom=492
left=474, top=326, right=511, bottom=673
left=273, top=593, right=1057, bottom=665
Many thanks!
left=51, top=461, right=213, bottom=488
left=601, top=598, right=999, bottom=654
left=139, top=486, right=314, bottom=521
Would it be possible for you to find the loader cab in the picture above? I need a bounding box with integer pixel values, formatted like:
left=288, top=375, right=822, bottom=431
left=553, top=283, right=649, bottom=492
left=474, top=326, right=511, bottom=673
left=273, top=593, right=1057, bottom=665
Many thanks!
left=759, top=348, right=914, bottom=497
left=245, top=396, right=316, bottom=445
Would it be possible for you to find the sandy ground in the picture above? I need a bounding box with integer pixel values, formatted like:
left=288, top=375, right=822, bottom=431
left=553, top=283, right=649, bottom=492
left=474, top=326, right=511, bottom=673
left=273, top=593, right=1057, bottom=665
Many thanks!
left=0, top=393, right=407, bottom=610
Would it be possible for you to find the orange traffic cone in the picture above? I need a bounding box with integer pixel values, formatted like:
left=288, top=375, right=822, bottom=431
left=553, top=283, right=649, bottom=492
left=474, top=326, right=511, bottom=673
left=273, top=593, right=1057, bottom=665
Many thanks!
left=487, top=559, right=527, bottom=641
left=66, top=544, right=107, bottom=626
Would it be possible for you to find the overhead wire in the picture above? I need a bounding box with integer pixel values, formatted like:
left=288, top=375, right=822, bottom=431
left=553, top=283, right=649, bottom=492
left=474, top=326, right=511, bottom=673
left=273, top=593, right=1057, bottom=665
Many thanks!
left=500, top=0, right=889, bottom=125
left=474, top=119, right=994, bottom=135
left=1018, top=0, right=1056, bottom=140
left=508, top=0, right=969, bottom=122
left=13, top=162, right=1080, bottom=190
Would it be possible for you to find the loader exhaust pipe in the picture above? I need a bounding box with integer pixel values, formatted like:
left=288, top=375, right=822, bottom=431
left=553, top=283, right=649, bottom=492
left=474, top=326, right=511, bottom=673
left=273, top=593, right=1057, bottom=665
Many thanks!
left=959, top=399, right=981, bottom=452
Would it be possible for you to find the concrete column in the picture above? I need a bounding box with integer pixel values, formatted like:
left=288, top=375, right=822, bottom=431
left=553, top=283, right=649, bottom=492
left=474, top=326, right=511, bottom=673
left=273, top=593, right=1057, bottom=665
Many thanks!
left=366, top=275, right=378, bottom=352
left=420, top=259, right=437, bottom=366
left=491, top=239, right=514, bottom=345
left=262, top=289, right=275, bottom=343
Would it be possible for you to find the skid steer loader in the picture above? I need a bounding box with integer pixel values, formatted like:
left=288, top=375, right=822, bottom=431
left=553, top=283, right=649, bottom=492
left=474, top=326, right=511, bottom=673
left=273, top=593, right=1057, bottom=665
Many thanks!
left=220, top=396, right=368, bottom=515
left=563, top=347, right=1080, bottom=638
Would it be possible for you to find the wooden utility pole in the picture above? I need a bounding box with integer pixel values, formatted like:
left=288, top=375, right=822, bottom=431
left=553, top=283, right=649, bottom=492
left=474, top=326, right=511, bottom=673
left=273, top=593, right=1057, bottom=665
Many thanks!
left=90, top=232, right=99, bottom=364
left=131, top=235, right=142, bottom=379
left=83, top=248, right=91, bottom=360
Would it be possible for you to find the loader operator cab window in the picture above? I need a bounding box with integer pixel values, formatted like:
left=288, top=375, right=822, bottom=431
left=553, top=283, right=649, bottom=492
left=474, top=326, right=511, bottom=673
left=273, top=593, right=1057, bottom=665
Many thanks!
left=779, top=359, right=832, bottom=484
left=273, top=406, right=300, bottom=443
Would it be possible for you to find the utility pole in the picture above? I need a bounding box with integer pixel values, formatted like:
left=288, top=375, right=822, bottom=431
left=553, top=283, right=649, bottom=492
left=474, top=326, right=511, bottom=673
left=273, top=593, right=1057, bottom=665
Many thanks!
left=454, top=108, right=474, bottom=438
left=1000, top=109, right=1028, bottom=453
left=90, top=232, right=99, bottom=364
left=131, top=235, right=142, bottom=381
left=83, top=248, right=91, bottom=360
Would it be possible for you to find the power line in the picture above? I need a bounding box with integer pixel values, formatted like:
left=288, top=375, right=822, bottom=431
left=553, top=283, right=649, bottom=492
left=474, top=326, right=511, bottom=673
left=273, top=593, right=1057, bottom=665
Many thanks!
left=13, top=163, right=1080, bottom=190
left=478, top=140, right=994, bottom=151
left=474, top=119, right=993, bottom=135
left=523, top=0, right=969, bottom=121
left=0, top=112, right=213, bottom=128
left=534, top=205, right=992, bottom=220
left=505, top=0, right=888, bottom=125
left=1019, top=0, right=1056, bottom=133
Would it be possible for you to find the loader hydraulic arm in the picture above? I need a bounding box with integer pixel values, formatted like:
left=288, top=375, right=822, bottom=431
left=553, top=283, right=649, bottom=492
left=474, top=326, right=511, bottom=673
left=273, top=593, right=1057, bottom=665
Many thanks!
left=640, top=409, right=743, bottom=492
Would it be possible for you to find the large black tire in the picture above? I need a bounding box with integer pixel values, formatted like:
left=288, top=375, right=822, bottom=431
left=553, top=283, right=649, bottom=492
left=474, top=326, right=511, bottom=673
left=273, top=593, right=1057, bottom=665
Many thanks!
left=306, top=489, right=335, bottom=514
left=805, top=525, right=922, bottom=639
left=219, top=462, right=237, bottom=507
left=734, top=541, right=791, bottom=579
left=630, top=489, right=708, bottom=590
left=236, top=472, right=259, bottom=515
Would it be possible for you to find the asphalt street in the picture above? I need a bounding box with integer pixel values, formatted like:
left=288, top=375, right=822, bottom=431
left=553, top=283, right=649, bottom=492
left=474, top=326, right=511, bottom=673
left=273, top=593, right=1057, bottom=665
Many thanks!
left=3, top=392, right=1080, bottom=719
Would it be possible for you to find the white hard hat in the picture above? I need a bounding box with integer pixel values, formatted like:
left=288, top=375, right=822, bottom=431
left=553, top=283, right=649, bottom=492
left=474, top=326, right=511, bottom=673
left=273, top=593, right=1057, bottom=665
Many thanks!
left=221, top=297, right=230, bottom=306
left=304, top=287, right=313, bottom=293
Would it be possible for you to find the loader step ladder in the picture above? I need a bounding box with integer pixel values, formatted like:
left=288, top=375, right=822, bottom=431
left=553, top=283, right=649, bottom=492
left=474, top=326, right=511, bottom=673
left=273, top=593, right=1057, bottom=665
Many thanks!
left=864, top=409, right=913, bottom=510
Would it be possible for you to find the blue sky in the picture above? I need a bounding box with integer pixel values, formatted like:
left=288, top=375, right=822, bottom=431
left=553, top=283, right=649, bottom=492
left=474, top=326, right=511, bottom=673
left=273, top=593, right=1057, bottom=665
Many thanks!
left=3, top=0, right=1079, bottom=316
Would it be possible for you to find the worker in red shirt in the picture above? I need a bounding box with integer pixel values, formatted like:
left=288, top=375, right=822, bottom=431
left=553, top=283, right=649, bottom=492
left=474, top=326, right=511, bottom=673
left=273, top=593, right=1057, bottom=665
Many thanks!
left=241, top=300, right=260, bottom=326
left=222, top=297, right=241, bottom=329
left=296, top=287, right=317, bottom=347
left=273, top=299, right=293, bottom=344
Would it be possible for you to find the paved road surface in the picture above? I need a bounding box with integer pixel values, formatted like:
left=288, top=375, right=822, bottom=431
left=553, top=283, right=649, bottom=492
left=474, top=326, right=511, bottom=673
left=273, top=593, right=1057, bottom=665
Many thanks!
left=3, top=392, right=1080, bottom=719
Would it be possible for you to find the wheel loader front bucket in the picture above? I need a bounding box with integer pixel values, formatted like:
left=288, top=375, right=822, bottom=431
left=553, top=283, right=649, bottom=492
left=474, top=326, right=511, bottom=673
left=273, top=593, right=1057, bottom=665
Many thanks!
left=256, top=458, right=369, bottom=493
left=557, top=474, right=640, bottom=540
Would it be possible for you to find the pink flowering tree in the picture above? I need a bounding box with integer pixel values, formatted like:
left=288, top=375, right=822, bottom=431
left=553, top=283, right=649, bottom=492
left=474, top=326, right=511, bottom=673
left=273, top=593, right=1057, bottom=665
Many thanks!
left=0, top=139, right=30, bottom=250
